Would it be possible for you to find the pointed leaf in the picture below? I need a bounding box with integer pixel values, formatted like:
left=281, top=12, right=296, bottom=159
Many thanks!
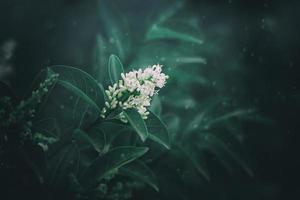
left=92, top=34, right=109, bottom=84
left=146, top=111, right=170, bottom=149
left=149, top=95, right=162, bottom=116
left=58, top=80, right=100, bottom=113
left=204, top=109, right=255, bottom=129
left=97, top=122, right=128, bottom=147
left=98, top=1, right=130, bottom=60
left=108, top=54, right=124, bottom=84
left=87, top=126, right=107, bottom=153
left=49, top=65, right=105, bottom=110
left=48, top=144, right=79, bottom=188
left=200, top=133, right=253, bottom=177
left=154, top=0, right=184, bottom=24
left=123, top=108, right=148, bottom=142
left=120, top=161, right=159, bottom=192
left=164, top=114, right=180, bottom=140
left=73, top=129, right=105, bottom=153
left=81, top=146, right=148, bottom=186
left=146, top=24, right=203, bottom=45
left=33, top=117, right=60, bottom=138
left=176, top=144, right=210, bottom=181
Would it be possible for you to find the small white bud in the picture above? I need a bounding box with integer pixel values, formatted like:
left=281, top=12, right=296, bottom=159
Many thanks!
left=117, top=92, right=122, bottom=98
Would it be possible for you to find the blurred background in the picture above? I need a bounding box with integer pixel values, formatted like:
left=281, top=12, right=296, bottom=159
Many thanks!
left=0, top=0, right=299, bottom=199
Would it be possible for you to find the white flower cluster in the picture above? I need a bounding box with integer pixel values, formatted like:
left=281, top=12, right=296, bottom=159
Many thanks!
left=101, top=64, right=168, bottom=122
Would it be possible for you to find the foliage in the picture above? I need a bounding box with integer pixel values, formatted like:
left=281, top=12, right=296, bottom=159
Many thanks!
left=0, top=1, right=259, bottom=200
left=0, top=57, right=171, bottom=200
left=90, top=1, right=256, bottom=199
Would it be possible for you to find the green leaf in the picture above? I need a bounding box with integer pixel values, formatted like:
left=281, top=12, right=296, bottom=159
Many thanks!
left=200, top=133, right=253, bottom=177
left=164, top=114, right=180, bottom=140
left=87, top=126, right=107, bottom=153
left=146, top=24, right=203, bottom=45
left=33, top=117, right=60, bottom=139
left=204, top=109, right=255, bottom=129
left=176, top=144, right=210, bottom=181
left=92, top=34, right=109, bottom=84
left=48, top=144, right=79, bottom=188
left=170, top=67, right=208, bottom=86
left=98, top=1, right=130, bottom=61
left=97, top=122, right=128, bottom=148
left=120, top=161, right=159, bottom=192
left=154, top=0, right=184, bottom=24
left=37, top=84, right=95, bottom=132
left=146, top=111, right=170, bottom=149
left=73, top=128, right=105, bottom=153
left=49, top=65, right=105, bottom=110
left=129, top=39, right=205, bottom=69
left=37, top=66, right=105, bottom=131
left=106, top=107, right=122, bottom=120
left=108, top=54, right=124, bottom=84
left=58, top=80, right=101, bottom=113
left=20, top=145, right=46, bottom=185
left=123, top=108, right=148, bottom=142
left=81, top=146, right=148, bottom=187
left=149, top=95, right=162, bottom=116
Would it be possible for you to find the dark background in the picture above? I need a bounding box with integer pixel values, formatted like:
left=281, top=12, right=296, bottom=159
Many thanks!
left=0, top=0, right=299, bottom=199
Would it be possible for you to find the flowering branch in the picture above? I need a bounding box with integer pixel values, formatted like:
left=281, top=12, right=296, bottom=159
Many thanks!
left=101, top=64, right=168, bottom=122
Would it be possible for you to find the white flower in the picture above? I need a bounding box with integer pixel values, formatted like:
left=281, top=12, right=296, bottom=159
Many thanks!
left=101, top=64, right=168, bottom=122
left=138, top=80, right=155, bottom=96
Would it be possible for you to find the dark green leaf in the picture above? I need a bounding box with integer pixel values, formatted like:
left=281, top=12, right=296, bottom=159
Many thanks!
left=204, top=109, right=255, bottom=129
left=92, top=34, right=109, bottom=84
left=154, top=0, right=184, bottom=24
left=97, top=122, right=128, bottom=147
left=81, top=146, right=148, bottom=186
left=149, top=95, right=162, bottom=116
left=58, top=80, right=100, bottom=113
left=33, top=117, right=60, bottom=139
left=48, top=144, right=80, bottom=188
left=106, top=107, right=122, bottom=120
left=49, top=65, right=105, bottom=110
left=20, top=145, right=46, bottom=184
left=200, top=133, right=253, bottom=177
left=164, top=114, right=180, bottom=140
left=120, top=161, right=159, bottom=192
left=146, top=24, right=203, bottom=45
left=86, top=126, right=107, bottom=153
left=73, top=129, right=105, bottom=153
left=146, top=111, right=170, bottom=149
left=108, top=54, right=124, bottom=84
left=98, top=1, right=131, bottom=61
left=176, top=144, right=210, bottom=181
left=123, top=108, right=148, bottom=142
left=37, top=66, right=105, bottom=131
left=37, top=84, right=95, bottom=132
